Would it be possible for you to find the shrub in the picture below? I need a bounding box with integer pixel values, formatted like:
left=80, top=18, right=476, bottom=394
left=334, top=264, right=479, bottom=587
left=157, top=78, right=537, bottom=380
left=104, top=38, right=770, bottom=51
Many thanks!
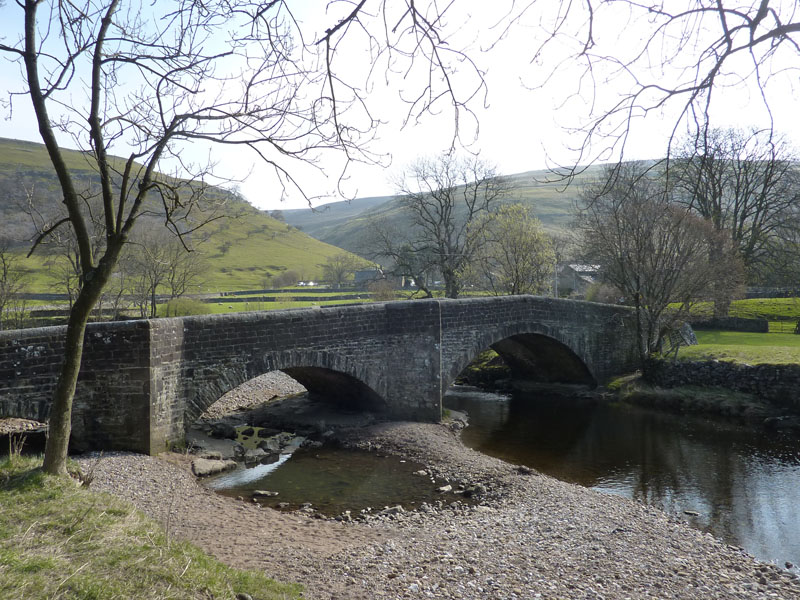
left=585, top=283, right=623, bottom=304
left=161, top=298, right=211, bottom=317
left=272, top=270, right=300, bottom=288
left=368, top=279, right=396, bottom=301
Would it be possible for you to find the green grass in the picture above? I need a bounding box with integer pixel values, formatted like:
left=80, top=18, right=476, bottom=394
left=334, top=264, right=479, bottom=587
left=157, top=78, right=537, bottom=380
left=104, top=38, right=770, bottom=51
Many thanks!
left=0, top=137, right=132, bottom=173
left=224, top=290, right=367, bottom=299
left=204, top=298, right=369, bottom=314
left=687, top=297, right=800, bottom=322
left=0, top=455, right=301, bottom=600
left=678, top=330, right=800, bottom=364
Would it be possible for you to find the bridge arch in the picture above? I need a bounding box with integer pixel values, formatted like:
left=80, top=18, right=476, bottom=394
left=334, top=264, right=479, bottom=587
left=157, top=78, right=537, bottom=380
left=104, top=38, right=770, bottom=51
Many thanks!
left=184, top=349, right=388, bottom=426
left=443, top=325, right=597, bottom=392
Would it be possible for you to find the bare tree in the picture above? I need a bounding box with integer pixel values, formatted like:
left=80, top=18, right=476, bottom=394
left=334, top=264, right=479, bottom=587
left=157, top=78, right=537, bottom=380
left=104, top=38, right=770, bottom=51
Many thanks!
left=321, top=253, right=363, bottom=289
left=362, top=216, right=437, bottom=298
left=549, top=233, right=576, bottom=298
left=577, top=163, right=742, bottom=367
left=388, top=154, right=510, bottom=298
left=0, top=242, right=28, bottom=330
left=465, top=204, right=555, bottom=296
left=517, top=1, right=800, bottom=171
left=164, top=239, right=206, bottom=301
left=120, top=228, right=205, bottom=319
left=672, top=128, right=800, bottom=313
left=271, top=270, right=301, bottom=289
left=0, top=1, right=486, bottom=475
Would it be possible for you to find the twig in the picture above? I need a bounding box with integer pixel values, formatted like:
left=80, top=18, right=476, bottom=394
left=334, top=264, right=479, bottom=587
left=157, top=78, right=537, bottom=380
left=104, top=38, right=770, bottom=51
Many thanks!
left=57, top=561, right=89, bottom=589
left=179, top=557, right=192, bottom=577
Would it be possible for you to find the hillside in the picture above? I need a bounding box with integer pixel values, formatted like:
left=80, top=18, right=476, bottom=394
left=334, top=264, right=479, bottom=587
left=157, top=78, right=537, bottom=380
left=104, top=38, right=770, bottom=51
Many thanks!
left=282, top=195, right=393, bottom=237
left=0, top=137, right=360, bottom=292
left=282, top=168, right=605, bottom=253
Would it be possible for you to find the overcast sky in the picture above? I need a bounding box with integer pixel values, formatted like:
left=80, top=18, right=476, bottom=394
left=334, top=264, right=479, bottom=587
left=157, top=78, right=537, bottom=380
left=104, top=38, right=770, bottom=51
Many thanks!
left=1, top=1, right=797, bottom=211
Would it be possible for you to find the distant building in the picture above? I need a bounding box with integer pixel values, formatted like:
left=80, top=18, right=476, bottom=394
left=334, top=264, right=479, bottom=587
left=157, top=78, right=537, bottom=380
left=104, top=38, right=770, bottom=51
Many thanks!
left=354, top=268, right=384, bottom=289
left=556, top=263, right=599, bottom=298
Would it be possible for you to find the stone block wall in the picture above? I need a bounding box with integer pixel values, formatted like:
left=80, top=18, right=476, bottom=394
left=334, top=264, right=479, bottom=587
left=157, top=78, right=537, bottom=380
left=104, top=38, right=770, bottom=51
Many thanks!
left=0, top=321, right=154, bottom=452
left=644, top=360, right=800, bottom=411
left=690, top=317, right=769, bottom=333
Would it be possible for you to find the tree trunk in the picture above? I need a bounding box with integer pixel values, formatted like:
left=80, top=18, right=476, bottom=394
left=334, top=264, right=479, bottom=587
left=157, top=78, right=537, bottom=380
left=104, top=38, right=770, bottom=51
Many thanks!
left=634, top=295, right=649, bottom=371
left=41, top=290, right=98, bottom=475
left=710, top=240, right=732, bottom=317
left=41, top=258, right=118, bottom=475
left=150, top=287, right=157, bottom=318
left=713, top=296, right=731, bottom=318
left=443, top=269, right=460, bottom=299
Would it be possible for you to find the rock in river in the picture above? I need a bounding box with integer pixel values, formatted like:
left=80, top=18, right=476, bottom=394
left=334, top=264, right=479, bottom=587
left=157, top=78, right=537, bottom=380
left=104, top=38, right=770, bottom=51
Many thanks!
left=191, top=458, right=237, bottom=477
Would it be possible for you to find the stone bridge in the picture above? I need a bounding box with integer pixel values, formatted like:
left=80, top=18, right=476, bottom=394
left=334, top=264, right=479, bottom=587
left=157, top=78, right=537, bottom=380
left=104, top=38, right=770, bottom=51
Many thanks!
left=0, top=296, right=638, bottom=454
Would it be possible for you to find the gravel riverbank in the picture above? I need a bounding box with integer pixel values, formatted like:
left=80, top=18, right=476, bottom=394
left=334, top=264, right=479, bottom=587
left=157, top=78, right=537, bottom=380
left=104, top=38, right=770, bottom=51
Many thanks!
left=75, top=375, right=800, bottom=600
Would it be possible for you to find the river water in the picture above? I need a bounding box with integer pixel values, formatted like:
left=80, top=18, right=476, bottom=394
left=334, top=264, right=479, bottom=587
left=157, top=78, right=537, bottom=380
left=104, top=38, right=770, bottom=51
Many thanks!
left=444, top=386, right=800, bottom=570
left=209, top=446, right=450, bottom=516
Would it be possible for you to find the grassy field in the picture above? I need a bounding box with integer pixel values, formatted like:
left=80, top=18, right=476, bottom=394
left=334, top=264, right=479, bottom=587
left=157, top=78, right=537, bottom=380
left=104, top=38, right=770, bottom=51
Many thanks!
left=678, top=330, right=800, bottom=364
left=0, top=455, right=301, bottom=600
left=687, top=297, right=800, bottom=332
left=203, top=297, right=371, bottom=313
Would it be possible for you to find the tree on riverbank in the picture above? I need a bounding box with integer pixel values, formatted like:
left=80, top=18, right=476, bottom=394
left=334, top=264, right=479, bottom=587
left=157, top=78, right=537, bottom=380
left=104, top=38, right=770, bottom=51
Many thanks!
left=577, top=163, right=741, bottom=367
left=0, top=1, right=487, bottom=476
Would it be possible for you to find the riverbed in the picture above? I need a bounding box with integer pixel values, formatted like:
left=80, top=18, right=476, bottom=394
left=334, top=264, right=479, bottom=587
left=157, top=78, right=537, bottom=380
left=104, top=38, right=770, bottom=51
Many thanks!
left=78, top=419, right=800, bottom=599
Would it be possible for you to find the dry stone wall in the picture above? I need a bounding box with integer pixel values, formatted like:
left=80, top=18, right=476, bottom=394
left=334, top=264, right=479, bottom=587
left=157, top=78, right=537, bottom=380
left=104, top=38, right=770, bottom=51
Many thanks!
left=644, top=359, right=800, bottom=411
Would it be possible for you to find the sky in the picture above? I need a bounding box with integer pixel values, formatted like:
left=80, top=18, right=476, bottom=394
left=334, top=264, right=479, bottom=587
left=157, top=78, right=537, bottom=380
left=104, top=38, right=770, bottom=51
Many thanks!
left=1, top=1, right=798, bottom=211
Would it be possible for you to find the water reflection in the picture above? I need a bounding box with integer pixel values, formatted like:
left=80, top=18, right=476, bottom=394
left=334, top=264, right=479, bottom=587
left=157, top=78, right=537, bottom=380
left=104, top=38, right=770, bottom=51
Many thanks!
left=445, top=386, right=800, bottom=568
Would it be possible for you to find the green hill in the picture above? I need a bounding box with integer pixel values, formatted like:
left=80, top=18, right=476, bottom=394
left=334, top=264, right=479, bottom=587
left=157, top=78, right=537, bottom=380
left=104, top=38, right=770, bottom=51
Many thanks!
left=0, top=137, right=361, bottom=293
left=282, top=167, right=603, bottom=253
left=282, top=195, right=394, bottom=238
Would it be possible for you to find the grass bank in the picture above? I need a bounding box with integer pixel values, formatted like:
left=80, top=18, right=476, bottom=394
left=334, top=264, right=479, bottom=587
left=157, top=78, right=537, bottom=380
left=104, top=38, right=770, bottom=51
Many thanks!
left=678, top=330, right=800, bottom=365
left=0, top=455, right=301, bottom=600
left=203, top=297, right=370, bottom=314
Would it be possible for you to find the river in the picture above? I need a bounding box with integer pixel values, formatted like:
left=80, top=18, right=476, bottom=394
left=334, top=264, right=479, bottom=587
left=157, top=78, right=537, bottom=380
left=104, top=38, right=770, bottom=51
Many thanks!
left=444, top=386, right=800, bottom=571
